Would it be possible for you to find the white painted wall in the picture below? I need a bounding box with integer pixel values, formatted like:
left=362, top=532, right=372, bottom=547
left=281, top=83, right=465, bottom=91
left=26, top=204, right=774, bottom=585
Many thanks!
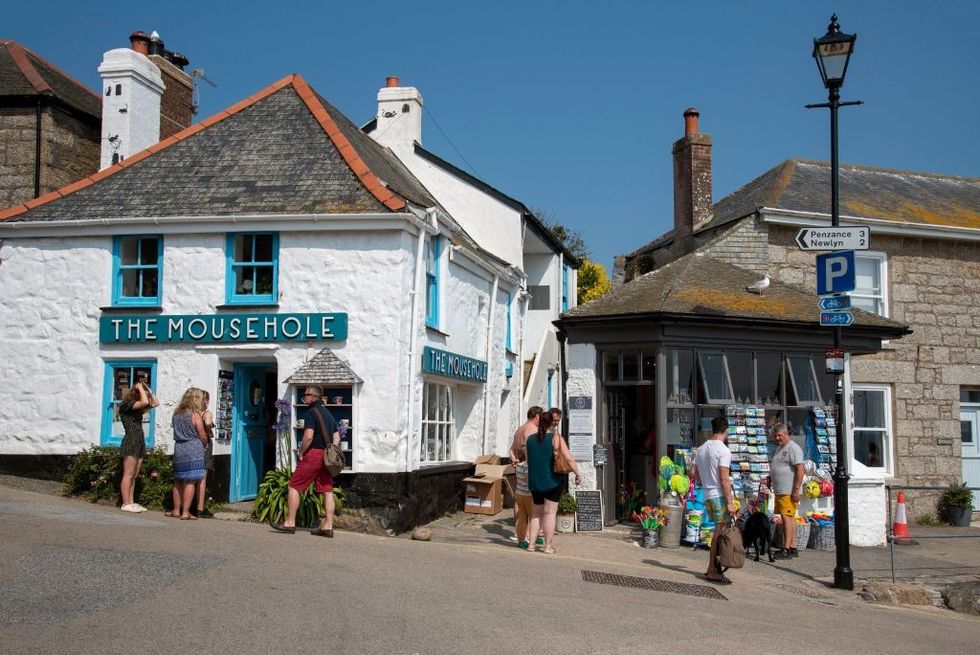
left=0, top=223, right=521, bottom=475
left=98, top=48, right=164, bottom=169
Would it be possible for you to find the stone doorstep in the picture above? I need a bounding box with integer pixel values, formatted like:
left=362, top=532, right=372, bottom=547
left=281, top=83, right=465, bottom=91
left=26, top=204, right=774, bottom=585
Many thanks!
left=860, top=580, right=980, bottom=615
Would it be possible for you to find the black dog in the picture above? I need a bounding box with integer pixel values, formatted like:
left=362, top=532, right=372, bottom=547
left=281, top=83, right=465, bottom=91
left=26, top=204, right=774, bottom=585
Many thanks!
left=741, top=511, right=775, bottom=562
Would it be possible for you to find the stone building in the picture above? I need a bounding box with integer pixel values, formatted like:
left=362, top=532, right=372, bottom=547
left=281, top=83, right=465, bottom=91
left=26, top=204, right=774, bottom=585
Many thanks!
left=600, top=109, right=980, bottom=538
left=0, top=40, right=101, bottom=207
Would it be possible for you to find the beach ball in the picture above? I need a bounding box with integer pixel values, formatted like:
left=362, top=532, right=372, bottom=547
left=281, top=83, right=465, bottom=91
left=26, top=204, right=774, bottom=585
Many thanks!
left=804, top=480, right=821, bottom=498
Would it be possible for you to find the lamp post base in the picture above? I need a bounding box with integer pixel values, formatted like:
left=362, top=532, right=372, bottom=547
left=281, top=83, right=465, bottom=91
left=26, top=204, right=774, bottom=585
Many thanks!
left=834, top=567, right=854, bottom=590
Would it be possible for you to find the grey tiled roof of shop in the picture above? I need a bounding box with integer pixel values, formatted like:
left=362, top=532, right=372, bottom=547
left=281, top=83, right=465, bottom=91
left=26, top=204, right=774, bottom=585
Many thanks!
left=0, top=42, right=101, bottom=119
left=6, top=86, right=435, bottom=222
left=630, top=159, right=980, bottom=258
left=562, top=249, right=907, bottom=332
left=285, top=348, right=362, bottom=385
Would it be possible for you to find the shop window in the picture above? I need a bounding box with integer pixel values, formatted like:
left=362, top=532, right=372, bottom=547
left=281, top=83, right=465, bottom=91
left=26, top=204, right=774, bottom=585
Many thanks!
left=851, top=384, right=892, bottom=474
left=728, top=351, right=754, bottom=403
left=756, top=352, right=782, bottom=406
left=226, top=233, right=278, bottom=304
left=112, top=236, right=162, bottom=306
left=621, top=351, right=639, bottom=381
left=561, top=264, right=570, bottom=312
left=101, top=360, right=157, bottom=447
left=604, top=350, right=654, bottom=384
left=667, top=350, right=694, bottom=404
left=421, top=381, right=454, bottom=463
left=641, top=353, right=655, bottom=381
left=697, top=352, right=734, bottom=404
left=665, top=408, right=694, bottom=446
left=961, top=388, right=980, bottom=404
left=425, top=236, right=441, bottom=328
left=786, top=355, right=823, bottom=406
left=528, top=285, right=550, bottom=310
left=852, top=252, right=887, bottom=317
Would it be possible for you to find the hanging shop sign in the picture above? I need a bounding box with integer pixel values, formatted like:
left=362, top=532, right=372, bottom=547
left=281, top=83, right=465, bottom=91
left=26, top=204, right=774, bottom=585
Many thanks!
left=99, top=313, right=348, bottom=344
left=422, top=346, right=487, bottom=383
left=825, top=347, right=845, bottom=374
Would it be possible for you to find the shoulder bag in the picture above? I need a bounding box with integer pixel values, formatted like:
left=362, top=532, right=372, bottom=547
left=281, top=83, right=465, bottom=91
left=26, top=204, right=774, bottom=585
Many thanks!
left=714, top=519, right=745, bottom=572
left=552, top=433, right=575, bottom=475
left=310, top=405, right=346, bottom=477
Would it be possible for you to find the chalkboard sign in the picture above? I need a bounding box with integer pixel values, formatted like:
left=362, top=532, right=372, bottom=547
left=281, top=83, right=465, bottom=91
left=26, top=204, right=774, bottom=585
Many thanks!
left=575, top=490, right=603, bottom=532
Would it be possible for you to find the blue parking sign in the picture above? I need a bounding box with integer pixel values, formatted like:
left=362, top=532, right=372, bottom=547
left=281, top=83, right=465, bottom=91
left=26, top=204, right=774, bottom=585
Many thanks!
left=816, top=250, right=856, bottom=295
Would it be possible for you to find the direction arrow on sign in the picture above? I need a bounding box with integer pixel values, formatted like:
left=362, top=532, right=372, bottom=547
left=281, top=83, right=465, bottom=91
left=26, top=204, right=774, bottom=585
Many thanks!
left=818, top=295, right=852, bottom=311
left=820, top=311, right=854, bottom=327
left=796, top=226, right=870, bottom=251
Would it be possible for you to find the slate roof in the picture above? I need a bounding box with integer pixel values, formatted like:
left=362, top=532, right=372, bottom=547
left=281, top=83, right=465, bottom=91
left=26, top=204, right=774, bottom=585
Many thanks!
left=560, top=249, right=909, bottom=335
left=630, top=159, right=980, bottom=258
left=0, top=40, right=101, bottom=119
left=284, top=348, right=362, bottom=385
left=0, top=75, right=438, bottom=222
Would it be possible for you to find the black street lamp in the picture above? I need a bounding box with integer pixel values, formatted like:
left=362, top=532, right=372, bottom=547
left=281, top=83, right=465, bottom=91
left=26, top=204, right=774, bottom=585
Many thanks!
left=807, top=14, right=862, bottom=592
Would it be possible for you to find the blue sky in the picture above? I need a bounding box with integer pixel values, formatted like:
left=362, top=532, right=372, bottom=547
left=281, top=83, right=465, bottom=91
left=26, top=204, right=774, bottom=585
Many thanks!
left=6, top=1, right=978, bottom=269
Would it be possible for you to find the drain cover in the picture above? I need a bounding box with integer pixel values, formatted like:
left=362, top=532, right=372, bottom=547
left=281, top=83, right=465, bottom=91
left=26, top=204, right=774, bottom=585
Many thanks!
left=582, top=570, right=728, bottom=600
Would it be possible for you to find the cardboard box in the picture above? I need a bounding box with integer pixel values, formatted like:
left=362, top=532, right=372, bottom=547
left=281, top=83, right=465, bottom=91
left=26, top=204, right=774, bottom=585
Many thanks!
left=475, top=454, right=501, bottom=466
left=463, top=477, right=502, bottom=515
left=474, top=463, right=513, bottom=478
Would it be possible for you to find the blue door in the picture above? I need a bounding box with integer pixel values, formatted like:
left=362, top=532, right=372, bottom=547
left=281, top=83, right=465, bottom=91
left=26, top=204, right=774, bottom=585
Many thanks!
left=230, top=364, right=268, bottom=502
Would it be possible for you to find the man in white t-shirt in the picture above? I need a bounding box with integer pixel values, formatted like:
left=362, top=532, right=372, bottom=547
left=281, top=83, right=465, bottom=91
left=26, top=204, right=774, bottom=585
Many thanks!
left=691, top=416, right=736, bottom=584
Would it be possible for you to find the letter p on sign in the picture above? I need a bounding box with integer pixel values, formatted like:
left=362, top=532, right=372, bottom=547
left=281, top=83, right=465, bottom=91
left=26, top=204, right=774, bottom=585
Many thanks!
left=816, top=250, right=856, bottom=295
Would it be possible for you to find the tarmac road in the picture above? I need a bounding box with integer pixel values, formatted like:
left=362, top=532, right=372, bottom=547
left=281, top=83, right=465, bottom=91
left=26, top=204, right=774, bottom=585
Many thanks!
left=1, top=484, right=977, bottom=655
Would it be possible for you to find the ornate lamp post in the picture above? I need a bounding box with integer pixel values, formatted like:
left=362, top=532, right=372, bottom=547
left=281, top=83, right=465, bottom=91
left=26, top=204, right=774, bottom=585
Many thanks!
left=807, top=14, right=861, bottom=591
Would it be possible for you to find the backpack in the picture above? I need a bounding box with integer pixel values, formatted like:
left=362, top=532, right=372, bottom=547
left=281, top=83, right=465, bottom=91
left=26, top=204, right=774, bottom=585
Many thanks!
left=714, top=521, right=745, bottom=571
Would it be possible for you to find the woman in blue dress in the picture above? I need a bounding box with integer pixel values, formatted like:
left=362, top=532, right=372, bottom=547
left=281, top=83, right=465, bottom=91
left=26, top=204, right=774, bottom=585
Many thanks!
left=166, top=388, right=209, bottom=520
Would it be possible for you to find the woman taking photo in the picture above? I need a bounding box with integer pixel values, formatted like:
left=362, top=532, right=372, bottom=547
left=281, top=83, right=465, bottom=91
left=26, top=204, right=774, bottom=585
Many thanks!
left=166, top=388, right=209, bottom=520
left=524, top=411, right=581, bottom=554
left=118, top=376, right=159, bottom=513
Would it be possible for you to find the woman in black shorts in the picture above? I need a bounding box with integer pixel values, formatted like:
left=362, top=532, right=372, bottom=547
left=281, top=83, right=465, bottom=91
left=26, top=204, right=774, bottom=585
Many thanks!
left=524, top=411, right=581, bottom=554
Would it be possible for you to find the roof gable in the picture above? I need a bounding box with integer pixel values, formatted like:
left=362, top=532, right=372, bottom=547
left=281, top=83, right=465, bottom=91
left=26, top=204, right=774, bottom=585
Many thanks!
left=0, top=74, right=436, bottom=222
left=0, top=40, right=100, bottom=119
left=284, top=348, right=362, bottom=385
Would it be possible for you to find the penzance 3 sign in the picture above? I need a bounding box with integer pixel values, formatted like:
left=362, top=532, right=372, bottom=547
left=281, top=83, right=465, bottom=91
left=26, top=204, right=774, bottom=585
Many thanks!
left=796, top=226, right=870, bottom=251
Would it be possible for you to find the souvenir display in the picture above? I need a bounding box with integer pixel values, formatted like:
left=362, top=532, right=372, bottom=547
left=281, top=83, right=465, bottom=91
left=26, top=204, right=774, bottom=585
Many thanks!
left=724, top=404, right=770, bottom=501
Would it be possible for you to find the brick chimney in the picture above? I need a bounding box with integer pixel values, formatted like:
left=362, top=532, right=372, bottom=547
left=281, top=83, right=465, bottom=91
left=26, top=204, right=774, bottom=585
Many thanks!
left=145, top=31, right=194, bottom=139
left=672, top=108, right=712, bottom=242
left=371, top=75, right=423, bottom=155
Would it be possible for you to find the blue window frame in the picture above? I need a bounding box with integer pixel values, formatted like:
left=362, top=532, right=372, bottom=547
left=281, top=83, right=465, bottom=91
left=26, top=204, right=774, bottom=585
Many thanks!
left=226, top=233, right=279, bottom=304
left=425, top=236, right=441, bottom=328
left=112, top=236, right=162, bottom=305
left=505, top=290, right=513, bottom=351
left=561, top=264, right=570, bottom=312
left=101, top=360, right=157, bottom=447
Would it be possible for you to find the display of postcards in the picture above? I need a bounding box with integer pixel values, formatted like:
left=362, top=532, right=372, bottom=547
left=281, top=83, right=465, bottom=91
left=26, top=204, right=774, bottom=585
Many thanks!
left=744, top=427, right=757, bottom=436
left=817, top=445, right=830, bottom=454
left=819, top=454, right=831, bottom=464
left=748, top=473, right=760, bottom=482
left=812, top=409, right=826, bottom=418
left=829, top=443, right=837, bottom=453
left=752, top=455, right=768, bottom=463
left=747, top=445, right=759, bottom=454
left=816, top=427, right=828, bottom=436
left=725, top=405, right=738, bottom=416
left=826, top=417, right=836, bottom=427
left=734, top=425, right=746, bottom=434
left=740, top=462, right=751, bottom=471
left=815, top=417, right=828, bottom=428
left=760, top=463, right=770, bottom=472
left=750, top=463, right=762, bottom=472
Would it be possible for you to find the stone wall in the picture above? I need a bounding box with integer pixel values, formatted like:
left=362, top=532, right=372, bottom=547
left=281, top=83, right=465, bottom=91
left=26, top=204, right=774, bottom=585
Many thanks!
left=770, top=224, right=980, bottom=518
left=0, top=105, right=99, bottom=208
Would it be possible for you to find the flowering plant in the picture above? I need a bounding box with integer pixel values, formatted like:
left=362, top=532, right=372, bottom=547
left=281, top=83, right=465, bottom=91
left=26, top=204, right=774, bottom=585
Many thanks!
left=632, top=505, right=670, bottom=530
left=273, top=398, right=292, bottom=433
left=617, top=482, right=645, bottom=519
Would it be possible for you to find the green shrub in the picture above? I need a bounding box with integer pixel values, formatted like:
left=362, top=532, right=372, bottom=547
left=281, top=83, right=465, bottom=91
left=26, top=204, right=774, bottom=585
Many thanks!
left=938, top=481, right=975, bottom=523
left=253, top=467, right=346, bottom=528
left=62, top=445, right=173, bottom=509
left=558, top=492, right=578, bottom=514
left=915, top=513, right=944, bottom=526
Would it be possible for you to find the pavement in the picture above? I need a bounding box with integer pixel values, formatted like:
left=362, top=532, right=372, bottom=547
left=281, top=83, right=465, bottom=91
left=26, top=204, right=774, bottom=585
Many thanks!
left=1, top=477, right=978, bottom=654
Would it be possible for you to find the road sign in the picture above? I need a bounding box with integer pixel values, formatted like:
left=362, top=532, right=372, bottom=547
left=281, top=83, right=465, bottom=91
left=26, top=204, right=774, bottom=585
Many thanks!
left=820, top=311, right=854, bottom=327
left=818, top=295, right=852, bottom=311
left=825, top=347, right=845, bottom=373
left=817, top=250, right=856, bottom=295
left=796, top=226, right=870, bottom=251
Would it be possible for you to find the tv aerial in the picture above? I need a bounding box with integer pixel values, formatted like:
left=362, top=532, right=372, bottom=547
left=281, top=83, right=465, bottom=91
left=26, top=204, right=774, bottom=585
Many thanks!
left=190, top=68, right=218, bottom=116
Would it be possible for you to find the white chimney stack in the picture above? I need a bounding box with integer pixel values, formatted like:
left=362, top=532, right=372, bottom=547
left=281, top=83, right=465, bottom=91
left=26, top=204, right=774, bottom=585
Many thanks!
left=372, top=76, right=423, bottom=154
left=97, top=47, right=165, bottom=169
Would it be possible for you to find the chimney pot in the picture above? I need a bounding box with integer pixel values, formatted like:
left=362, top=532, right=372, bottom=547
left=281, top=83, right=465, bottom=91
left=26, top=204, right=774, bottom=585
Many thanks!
left=683, top=107, right=700, bottom=136
left=129, top=31, right=150, bottom=56
left=386, top=76, right=400, bottom=88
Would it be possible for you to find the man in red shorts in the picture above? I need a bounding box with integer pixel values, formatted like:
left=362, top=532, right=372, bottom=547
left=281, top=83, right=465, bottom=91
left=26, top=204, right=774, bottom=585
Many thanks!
left=272, top=386, right=341, bottom=537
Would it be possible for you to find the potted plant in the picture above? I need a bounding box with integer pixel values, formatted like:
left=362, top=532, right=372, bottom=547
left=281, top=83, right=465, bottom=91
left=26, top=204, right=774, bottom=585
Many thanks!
left=557, top=492, right=577, bottom=533
left=938, top=482, right=975, bottom=527
left=632, top=505, right=670, bottom=548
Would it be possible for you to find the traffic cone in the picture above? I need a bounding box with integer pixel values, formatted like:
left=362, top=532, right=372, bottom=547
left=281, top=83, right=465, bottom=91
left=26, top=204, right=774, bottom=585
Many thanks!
left=891, top=491, right=912, bottom=545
